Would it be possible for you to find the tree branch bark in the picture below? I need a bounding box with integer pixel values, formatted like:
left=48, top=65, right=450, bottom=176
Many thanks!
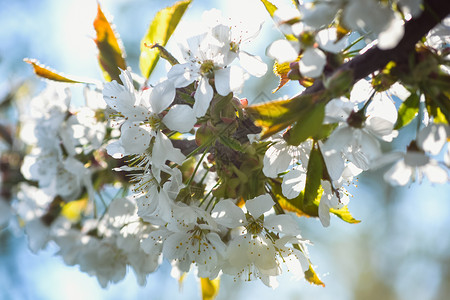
left=304, top=0, right=450, bottom=95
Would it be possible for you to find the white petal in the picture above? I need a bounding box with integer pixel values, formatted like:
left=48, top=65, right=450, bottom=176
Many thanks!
left=211, top=24, right=231, bottom=44
left=214, top=66, right=246, bottom=96
left=370, top=151, right=404, bottom=170
left=366, top=117, right=396, bottom=140
left=245, top=194, right=274, bottom=218
left=167, top=63, right=198, bottom=88
left=266, top=39, right=299, bottom=63
left=384, top=160, right=412, bottom=186
left=417, top=124, right=449, bottom=155
left=445, top=146, right=450, bottom=167
left=316, top=28, right=347, bottom=53
left=263, top=142, right=295, bottom=178
left=324, top=97, right=354, bottom=123
left=238, top=51, right=267, bottom=77
left=389, top=82, right=411, bottom=101
left=118, top=69, right=135, bottom=93
left=321, top=148, right=345, bottom=181
left=163, top=232, right=189, bottom=260
left=163, top=105, right=197, bottom=133
left=152, top=132, right=185, bottom=168
left=120, top=123, right=151, bottom=155
left=25, top=219, right=49, bottom=253
left=350, top=79, right=372, bottom=104
left=349, top=130, right=381, bottom=170
left=301, top=2, right=340, bottom=29
left=193, top=77, right=213, bottom=118
left=264, top=214, right=301, bottom=236
left=422, top=162, right=449, bottom=184
left=366, top=93, right=398, bottom=125
left=378, top=16, right=404, bottom=50
left=148, top=80, right=176, bottom=114
left=103, top=81, right=138, bottom=115
left=211, top=199, right=245, bottom=228
left=323, top=126, right=353, bottom=154
left=252, top=236, right=279, bottom=273
left=299, top=48, right=326, bottom=78
left=318, top=195, right=331, bottom=227
left=281, top=168, right=306, bottom=199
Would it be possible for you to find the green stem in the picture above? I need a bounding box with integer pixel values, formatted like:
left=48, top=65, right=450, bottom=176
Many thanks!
left=185, top=146, right=210, bottom=186
left=416, top=92, right=424, bottom=139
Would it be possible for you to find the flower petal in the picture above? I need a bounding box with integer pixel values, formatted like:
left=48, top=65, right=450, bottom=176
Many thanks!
left=163, top=105, right=197, bottom=133
left=193, top=77, right=213, bottom=118
left=238, top=51, right=267, bottom=77
left=167, top=63, right=198, bottom=88
left=148, top=80, right=176, bottom=114
left=120, top=123, right=151, bottom=155
left=384, top=159, right=412, bottom=186
left=299, top=48, right=326, bottom=78
left=264, top=214, right=301, bottom=236
left=422, top=161, right=449, bottom=184
left=281, top=168, right=306, bottom=199
left=266, top=39, right=299, bottom=63
left=211, top=199, right=245, bottom=228
left=245, top=194, right=274, bottom=218
left=214, top=65, right=246, bottom=96
left=417, top=124, right=449, bottom=155
left=152, top=132, right=185, bottom=169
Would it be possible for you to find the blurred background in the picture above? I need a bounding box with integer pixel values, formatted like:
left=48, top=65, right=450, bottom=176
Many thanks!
left=1, top=0, right=449, bottom=299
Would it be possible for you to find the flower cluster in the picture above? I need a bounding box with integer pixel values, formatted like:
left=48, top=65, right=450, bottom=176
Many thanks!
left=2, top=0, right=449, bottom=295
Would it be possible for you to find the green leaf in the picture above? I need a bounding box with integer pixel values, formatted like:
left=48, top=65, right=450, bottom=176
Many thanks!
left=139, top=0, right=192, bottom=79
left=304, top=145, right=323, bottom=206
left=61, top=198, right=88, bottom=222
left=284, top=103, right=325, bottom=146
left=305, top=265, right=325, bottom=287
left=260, top=0, right=297, bottom=41
left=246, top=91, right=325, bottom=139
left=93, top=3, right=127, bottom=83
left=313, top=123, right=338, bottom=140
left=260, top=0, right=278, bottom=17
left=269, top=179, right=319, bottom=217
left=247, top=98, right=298, bottom=139
left=200, top=277, right=220, bottom=300
left=148, top=43, right=180, bottom=66
left=273, top=61, right=291, bottom=92
left=330, top=205, right=361, bottom=224
left=24, top=59, right=84, bottom=84
left=394, top=93, right=419, bottom=130
left=219, top=135, right=246, bottom=152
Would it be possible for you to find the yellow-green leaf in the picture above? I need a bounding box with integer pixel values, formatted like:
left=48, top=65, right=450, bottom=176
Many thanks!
left=247, top=98, right=297, bottom=139
left=139, top=0, right=191, bottom=79
left=24, top=59, right=83, bottom=83
left=247, top=91, right=323, bottom=139
left=200, top=277, right=220, bottom=300
left=330, top=205, right=361, bottom=224
left=394, top=93, right=419, bottom=130
left=61, top=198, right=88, bottom=222
left=273, top=61, right=290, bottom=92
left=260, top=0, right=297, bottom=40
left=304, top=145, right=323, bottom=206
left=305, top=265, right=325, bottom=287
left=93, top=3, right=127, bottom=83
left=260, top=0, right=278, bottom=17
left=284, top=103, right=325, bottom=146
left=269, top=179, right=319, bottom=217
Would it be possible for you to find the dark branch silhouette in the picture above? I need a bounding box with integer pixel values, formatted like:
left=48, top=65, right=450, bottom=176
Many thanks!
left=304, top=0, right=450, bottom=95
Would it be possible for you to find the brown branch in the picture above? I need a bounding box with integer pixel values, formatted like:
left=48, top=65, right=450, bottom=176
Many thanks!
left=303, top=0, right=450, bottom=96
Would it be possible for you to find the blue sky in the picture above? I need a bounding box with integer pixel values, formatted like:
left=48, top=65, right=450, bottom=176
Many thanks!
left=1, top=1, right=449, bottom=299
